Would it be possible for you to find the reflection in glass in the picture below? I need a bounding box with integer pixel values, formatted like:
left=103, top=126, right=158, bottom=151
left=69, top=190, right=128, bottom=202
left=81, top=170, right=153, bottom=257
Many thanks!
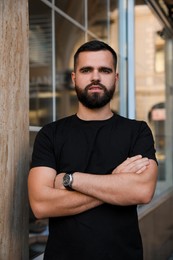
left=55, top=0, right=85, bottom=25
left=55, top=13, right=85, bottom=119
left=29, top=1, right=52, bottom=126
left=28, top=0, right=119, bottom=258
left=88, top=0, right=108, bottom=40
left=155, top=34, right=165, bottom=73
left=135, top=4, right=167, bottom=194
left=110, top=0, right=119, bottom=114
left=148, top=103, right=166, bottom=181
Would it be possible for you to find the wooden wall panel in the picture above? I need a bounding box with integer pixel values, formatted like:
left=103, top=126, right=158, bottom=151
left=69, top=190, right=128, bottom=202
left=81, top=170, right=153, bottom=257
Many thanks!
left=0, top=0, right=29, bottom=259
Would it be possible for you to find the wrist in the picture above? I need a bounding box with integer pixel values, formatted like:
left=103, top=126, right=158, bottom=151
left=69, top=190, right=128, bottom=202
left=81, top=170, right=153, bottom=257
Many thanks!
left=63, top=172, right=75, bottom=190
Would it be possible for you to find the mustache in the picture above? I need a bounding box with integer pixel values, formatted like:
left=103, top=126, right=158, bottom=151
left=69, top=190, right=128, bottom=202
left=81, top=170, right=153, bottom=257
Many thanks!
left=85, top=81, right=106, bottom=90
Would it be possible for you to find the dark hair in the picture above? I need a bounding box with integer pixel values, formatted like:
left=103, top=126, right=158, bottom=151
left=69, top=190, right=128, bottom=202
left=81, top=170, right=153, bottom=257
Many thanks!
left=74, top=40, right=117, bottom=71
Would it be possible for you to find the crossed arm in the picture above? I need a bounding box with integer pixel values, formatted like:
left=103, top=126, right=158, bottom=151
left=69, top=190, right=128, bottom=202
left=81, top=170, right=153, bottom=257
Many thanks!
left=28, top=155, right=158, bottom=219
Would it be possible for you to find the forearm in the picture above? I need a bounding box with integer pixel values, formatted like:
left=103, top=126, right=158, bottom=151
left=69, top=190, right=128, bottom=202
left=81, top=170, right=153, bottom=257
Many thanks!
left=37, top=189, right=103, bottom=218
left=28, top=168, right=103, bottom=219
left=29, top=186, right=103, bottom=219
left=72, top=172, right=140, bottom=205
left=72, top=160, right=158, bottom=206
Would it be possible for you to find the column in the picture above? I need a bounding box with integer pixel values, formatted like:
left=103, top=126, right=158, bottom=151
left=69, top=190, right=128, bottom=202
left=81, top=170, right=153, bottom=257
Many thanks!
left=0, top=0, right=29, bottom=259
left=165, top=39, right=173, bottom=184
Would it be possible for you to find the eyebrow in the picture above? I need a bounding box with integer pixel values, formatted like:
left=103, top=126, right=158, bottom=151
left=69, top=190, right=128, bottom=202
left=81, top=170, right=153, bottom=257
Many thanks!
left=79, top=66, right=92, bottom=71
left=99, top=67, right=113, bottom=72
left=79, top=66, right=113, bottom=72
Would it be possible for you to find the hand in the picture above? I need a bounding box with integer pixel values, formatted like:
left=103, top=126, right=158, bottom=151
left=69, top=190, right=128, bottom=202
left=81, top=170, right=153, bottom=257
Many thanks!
left=54, top=173, right=66, bottom=190
left=112, top=155, right=150, bottom=175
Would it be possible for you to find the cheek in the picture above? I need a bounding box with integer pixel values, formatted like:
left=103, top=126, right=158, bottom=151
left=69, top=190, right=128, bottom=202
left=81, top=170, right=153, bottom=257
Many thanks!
left=100, top=76, right=113, bottom=85
left=75, top=76, right=88, bottom=86
left=108, top=76, right=116, bottom=85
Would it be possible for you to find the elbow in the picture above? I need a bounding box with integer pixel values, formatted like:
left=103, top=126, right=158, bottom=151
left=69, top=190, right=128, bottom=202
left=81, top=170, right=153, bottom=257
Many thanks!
left=30, top=201, right=48, bottom=219
left=140, top=194, right=153, bottom=204
left=33, top=208, right=45, bottom=220
left=138, top=187, right=155, bottom=204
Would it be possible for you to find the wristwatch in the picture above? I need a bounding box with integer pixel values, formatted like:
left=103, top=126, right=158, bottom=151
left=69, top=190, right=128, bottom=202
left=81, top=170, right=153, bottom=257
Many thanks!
left=63, top=172, right=74, bottom=190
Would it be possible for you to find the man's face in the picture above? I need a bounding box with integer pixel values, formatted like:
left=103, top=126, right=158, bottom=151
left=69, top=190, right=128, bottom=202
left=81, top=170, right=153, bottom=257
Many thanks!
left=71, top=50, right=118, bottom=109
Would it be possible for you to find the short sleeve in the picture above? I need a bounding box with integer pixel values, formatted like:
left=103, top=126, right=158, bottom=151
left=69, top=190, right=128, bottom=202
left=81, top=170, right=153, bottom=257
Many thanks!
left=130, top=121, right=157, bottom=163
left=31, top=125, right=57, bottom=170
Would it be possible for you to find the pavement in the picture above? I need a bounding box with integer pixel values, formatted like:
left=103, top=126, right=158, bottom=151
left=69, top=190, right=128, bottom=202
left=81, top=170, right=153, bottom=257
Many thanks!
left=33, top=252, right=173, bottom=260
left=168, top=253, right=173, bottom=260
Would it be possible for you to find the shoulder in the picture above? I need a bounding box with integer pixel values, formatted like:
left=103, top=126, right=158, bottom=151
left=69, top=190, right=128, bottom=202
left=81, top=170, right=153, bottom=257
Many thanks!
left=34, top=115, right=76, bottom=144
left=115, top=114, right=149, bottom=131
left=113, top=115, right=154, bottom=143
left=40, top=115, right=76, bottom=133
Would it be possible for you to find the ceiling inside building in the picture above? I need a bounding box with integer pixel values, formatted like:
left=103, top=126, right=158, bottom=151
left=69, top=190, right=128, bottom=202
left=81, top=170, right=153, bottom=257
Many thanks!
left=145, top=0, right=173, bottom=38
left=164, top=0, right=173, bottom=19
left=29, top=0, right=173, bottom=38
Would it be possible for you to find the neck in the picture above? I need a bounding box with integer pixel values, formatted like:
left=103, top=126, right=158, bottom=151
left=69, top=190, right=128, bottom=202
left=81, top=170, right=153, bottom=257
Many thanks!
left=77, top=103, right=113, bottom=121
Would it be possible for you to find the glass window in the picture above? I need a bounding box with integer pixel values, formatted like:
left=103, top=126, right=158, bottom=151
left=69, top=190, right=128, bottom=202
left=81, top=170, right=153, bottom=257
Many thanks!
left=29, top=0, right=119, bottom=128
left=29, top=1, right=119, bottom=258
left=155, top=34, right=165, bottom=73
left=29, top=1, right=53, bottom=126
left=134, top=3, right=172, bottom=195
left=88, top=0, right=108, bottom=39
left=110, top=1, right=119, bottom=114
left=55, top=0, right=85, bottom=25
left=55, top=13, right=85, bottom=119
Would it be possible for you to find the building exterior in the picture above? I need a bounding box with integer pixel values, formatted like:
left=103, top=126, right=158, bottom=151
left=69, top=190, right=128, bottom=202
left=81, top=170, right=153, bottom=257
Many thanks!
left=1, top=0, right=173, bottom=259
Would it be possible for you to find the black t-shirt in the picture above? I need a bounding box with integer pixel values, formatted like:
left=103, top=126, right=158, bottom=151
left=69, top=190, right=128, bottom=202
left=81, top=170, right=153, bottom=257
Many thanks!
left=31, top=114, right=157, bottom=260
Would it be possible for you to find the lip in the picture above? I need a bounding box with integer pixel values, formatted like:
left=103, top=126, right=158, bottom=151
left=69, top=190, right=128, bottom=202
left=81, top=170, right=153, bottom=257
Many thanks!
left=88, top=86, right=103, bottom=92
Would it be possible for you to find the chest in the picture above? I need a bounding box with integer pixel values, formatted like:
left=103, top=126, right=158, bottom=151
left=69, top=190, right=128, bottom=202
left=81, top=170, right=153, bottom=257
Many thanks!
left=55, top=123, right=135, bottom=174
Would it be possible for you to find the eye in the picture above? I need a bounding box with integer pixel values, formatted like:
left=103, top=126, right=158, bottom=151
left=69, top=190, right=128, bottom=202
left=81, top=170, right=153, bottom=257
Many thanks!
left=100, top=68, right=112, bottom=74
left=80, top=67, right=92, bottom=73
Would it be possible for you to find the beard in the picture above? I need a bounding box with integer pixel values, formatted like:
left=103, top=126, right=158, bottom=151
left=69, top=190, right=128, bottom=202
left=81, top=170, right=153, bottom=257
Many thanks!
left=75, top=82, right=115, bottom=109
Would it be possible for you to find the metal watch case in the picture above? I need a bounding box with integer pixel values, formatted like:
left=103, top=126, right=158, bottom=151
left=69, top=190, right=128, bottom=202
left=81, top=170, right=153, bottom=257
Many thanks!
left=63, top=173, right=73, bottom=190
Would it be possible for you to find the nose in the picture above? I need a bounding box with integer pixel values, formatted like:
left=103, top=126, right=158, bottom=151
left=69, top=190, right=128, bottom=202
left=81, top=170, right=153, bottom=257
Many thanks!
left=91, top=69, right=100, bottom=82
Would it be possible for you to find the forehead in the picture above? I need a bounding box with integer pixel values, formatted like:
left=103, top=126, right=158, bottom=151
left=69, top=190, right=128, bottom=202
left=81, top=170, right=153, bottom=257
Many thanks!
left=77, top=50, right=114, bottom=68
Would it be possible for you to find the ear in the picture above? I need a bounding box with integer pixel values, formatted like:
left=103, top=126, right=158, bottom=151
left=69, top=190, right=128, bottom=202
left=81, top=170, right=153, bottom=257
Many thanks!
left=115, top=73, right=119, bottom=86
left=114, top=73, right=119, bottom=90
left=71, top=72, right=76, bottom=85
left=115, top=73, right=119, bottom=81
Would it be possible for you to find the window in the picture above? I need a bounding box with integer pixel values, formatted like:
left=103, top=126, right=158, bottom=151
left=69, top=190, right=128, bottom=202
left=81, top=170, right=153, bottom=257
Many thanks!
left=29, top=1, right=118, bottom=258
left=135, top=3, right=173, bottom=196
left=155, top=34, right=165, bottom=73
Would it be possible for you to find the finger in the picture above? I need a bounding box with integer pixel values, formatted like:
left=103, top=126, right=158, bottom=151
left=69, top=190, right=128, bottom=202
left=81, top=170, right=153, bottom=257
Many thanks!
left=120, top=155, right=143, bottom=167
left=128, top=159, right=149, bottom=172
left=123, top=158, right=149, bottom=172
left=136, top=165, right=147, bottom=174
left=126, top=155, right=142, bottom=163
left=113, top=156, right=148, bottom=174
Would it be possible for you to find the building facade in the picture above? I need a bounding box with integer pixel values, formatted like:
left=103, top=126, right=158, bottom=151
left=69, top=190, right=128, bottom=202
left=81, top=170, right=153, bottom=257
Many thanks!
left=1, top=0, right=173, bottom=259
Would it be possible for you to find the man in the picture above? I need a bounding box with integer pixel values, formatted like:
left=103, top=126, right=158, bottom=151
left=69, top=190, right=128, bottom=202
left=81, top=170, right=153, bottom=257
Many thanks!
left=28, top=40, right=158, bottom=260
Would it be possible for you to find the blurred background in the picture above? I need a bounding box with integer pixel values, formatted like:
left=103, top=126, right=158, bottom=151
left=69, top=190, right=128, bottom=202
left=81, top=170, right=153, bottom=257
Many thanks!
left=28, top=1, right=173, bottom=259
left=2, top=0, right=172, bottom=259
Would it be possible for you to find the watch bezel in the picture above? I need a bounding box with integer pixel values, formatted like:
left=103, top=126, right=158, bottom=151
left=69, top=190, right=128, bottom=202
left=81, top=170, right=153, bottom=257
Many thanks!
left=63, top=172, right=74, bottom=190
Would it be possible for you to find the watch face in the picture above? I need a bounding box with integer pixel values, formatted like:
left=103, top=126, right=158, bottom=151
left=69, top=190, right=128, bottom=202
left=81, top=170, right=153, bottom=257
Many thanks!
left=63, top=174, right=71, bottom=187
